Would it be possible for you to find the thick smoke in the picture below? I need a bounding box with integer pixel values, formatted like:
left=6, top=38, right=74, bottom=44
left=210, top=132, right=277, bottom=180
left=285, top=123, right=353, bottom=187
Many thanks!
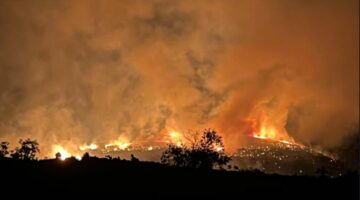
left=0, top=0, right=358, bottom=157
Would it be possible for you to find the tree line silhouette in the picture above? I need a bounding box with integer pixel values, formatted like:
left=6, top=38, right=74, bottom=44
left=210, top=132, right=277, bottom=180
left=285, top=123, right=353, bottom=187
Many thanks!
left=0, top=129, right=350, bottom=176
left=0, top=139, right=39, bottom=160
left=161, top=129, right=231, bottom=169
left=0, top=130, right=358, bottom=198
left=0, top=129, right=231, bottom=170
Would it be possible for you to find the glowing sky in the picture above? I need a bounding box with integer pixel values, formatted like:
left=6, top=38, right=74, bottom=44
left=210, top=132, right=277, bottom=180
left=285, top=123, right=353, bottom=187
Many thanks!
left=0, top=0, right=358, bottom=156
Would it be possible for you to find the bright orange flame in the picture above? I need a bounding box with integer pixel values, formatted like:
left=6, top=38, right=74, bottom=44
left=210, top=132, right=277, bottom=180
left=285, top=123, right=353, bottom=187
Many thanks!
left=117, top=142, right=131, bottom=150
left=75, top=155, right=82, bottom=160
left=169, top=130, right=180, bottom=140
left=106, top=137, right=132, bottom=151
left=168, top=130, right=183, bottom=146
left=248, top=118, right=299, bottom=146
left=52, top=145, right=71, bottom=161
left=79, top=143, right=98, bottom=151
left=213, top=144, right=224, bottom=152
left=280, top=140, right=291, bottom=145
left=252, top=126, right=278, bottom=140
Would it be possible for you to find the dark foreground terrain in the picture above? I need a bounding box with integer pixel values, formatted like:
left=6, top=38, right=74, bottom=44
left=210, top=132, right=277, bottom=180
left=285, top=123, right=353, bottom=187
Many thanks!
left=0, top=158, right=358, bottom=199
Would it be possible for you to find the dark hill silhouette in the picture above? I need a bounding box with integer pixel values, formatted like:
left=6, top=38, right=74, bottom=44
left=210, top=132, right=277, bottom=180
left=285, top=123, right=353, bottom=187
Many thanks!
left=0, top=158, right=357, bottom=199
left=0, top=134, right=358, bottom=198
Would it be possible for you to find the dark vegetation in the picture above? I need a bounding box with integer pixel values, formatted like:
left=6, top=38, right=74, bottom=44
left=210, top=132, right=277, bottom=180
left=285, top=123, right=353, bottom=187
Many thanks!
left=161, top=129, right=231, bottom=169
left=0, top=130, right=358, bottom=198
left=328, top=128, right=360, bottom=171
left=0, top=138, right=39, bottom=160
left=0, top=157, right=357, bottom=198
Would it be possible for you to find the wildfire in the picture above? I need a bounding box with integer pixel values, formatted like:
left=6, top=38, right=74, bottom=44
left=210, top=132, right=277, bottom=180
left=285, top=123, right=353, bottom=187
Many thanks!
left=279, top=140, right=291, bottom=145
left=248, top=118, right=300, bottom=146
left=213, top=144, right=224, bottom=152
left=168, top=130, right=183, bottom=146
left=79, top=143, right=98, bottom=151
left=117, top=142, right=131, bottom=150
left=105, top=137, right=132, bottom=151
left=52, top=145, right=71, bottom=161
left=252, top=126, right=278, bottom=140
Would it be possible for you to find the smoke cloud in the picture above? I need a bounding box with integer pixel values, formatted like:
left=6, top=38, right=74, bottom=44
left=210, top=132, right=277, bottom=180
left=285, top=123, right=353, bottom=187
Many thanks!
left=0, top=0, right=358, bottom=157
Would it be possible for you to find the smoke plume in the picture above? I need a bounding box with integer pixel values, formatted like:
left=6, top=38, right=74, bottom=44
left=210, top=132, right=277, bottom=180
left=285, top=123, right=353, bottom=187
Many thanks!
left=0, top=0, right=358, bottom=157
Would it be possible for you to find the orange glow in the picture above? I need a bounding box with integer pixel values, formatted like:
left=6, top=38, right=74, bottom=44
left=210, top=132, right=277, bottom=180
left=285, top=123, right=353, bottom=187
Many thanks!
left=169, top=130, right=181, bottom=140
left=248, top=117, right=300, bottom=146
left=117, top=142, right=131, bottom=150
left=75, top=155, right=82, bottom=160
left=168, top=130, right=183, bottom=146
left=79, top=143, right=98, bottom=151
left=105, top=136, right=132, bottom=151
left=251, top=126, right=300, bottom=146
left=213, top=144, right=224, bottom=152
left=280, top=140, right=291, bottom=145
left=252, top=126, right=278, bottom=140
left=52, top=145, right=71, bottom=161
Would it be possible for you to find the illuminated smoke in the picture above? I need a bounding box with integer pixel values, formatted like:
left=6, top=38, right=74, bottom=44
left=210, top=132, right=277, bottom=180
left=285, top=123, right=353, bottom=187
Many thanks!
left=0, top=0, right=358, bottom=160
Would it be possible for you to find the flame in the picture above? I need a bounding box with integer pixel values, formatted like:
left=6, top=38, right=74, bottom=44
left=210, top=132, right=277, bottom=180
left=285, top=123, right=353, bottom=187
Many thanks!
left=79, top=143, right=98, bottom=151
left=248, top=117, right=300, bottom=146
left=280, top=140, right=291, bottom=145
left=169, top=130, right=181, bottom=140
left=168, top=130, right=183, bottom=146
left=213, top=144, right=224, bottom=152
left=251, top=126, right=300, bottom=146
left=105, top=137, right=132, bottom=151
left=117, top=142, right=131, bottom=150
left=252, top=126, right=278, bottom=140
left=52, top=144, right=82, bottom=160
left=52, top=145, right=71, bottom=161
left=75, top=155, right=82, bottom=160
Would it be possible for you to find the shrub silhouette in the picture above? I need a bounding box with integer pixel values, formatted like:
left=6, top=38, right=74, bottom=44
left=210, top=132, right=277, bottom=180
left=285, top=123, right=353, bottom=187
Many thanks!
left=161, top=144, right=188, bottom=167
left=55, top=152, right=62, bottom=160
left=131, top=154, right=140, bottom=162
left=10, top=139, right=40, bottom=160
left=161, top=129, right=231, bottom=169
left=0, top=141, right=9, bottom=158
left=81, top=152, right=91, bottom=161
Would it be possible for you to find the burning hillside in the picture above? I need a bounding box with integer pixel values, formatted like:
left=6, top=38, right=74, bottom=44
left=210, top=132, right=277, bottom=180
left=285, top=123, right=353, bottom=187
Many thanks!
left=44, top=124, right=345, bottom=177
left=231, top=137, right=343, bottom=176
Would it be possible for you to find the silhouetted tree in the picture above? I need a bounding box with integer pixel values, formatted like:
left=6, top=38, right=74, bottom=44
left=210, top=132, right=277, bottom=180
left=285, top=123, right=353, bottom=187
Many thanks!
left=161, top=129, right=231, bottom=170
left=199, top=129, right=223, bottom=150
left=55, top=152, right=62, bottom=160
left=66, top=156, right=79, bottom=163
left=130, top=154, right=139, bottom=162
left=161, top=144, right=188, bottom=167
left=81, top=152, right=90, bottom=161
left=0, top=141, right=9, bottom=158
left=10, top=139, right=40, bottom=160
